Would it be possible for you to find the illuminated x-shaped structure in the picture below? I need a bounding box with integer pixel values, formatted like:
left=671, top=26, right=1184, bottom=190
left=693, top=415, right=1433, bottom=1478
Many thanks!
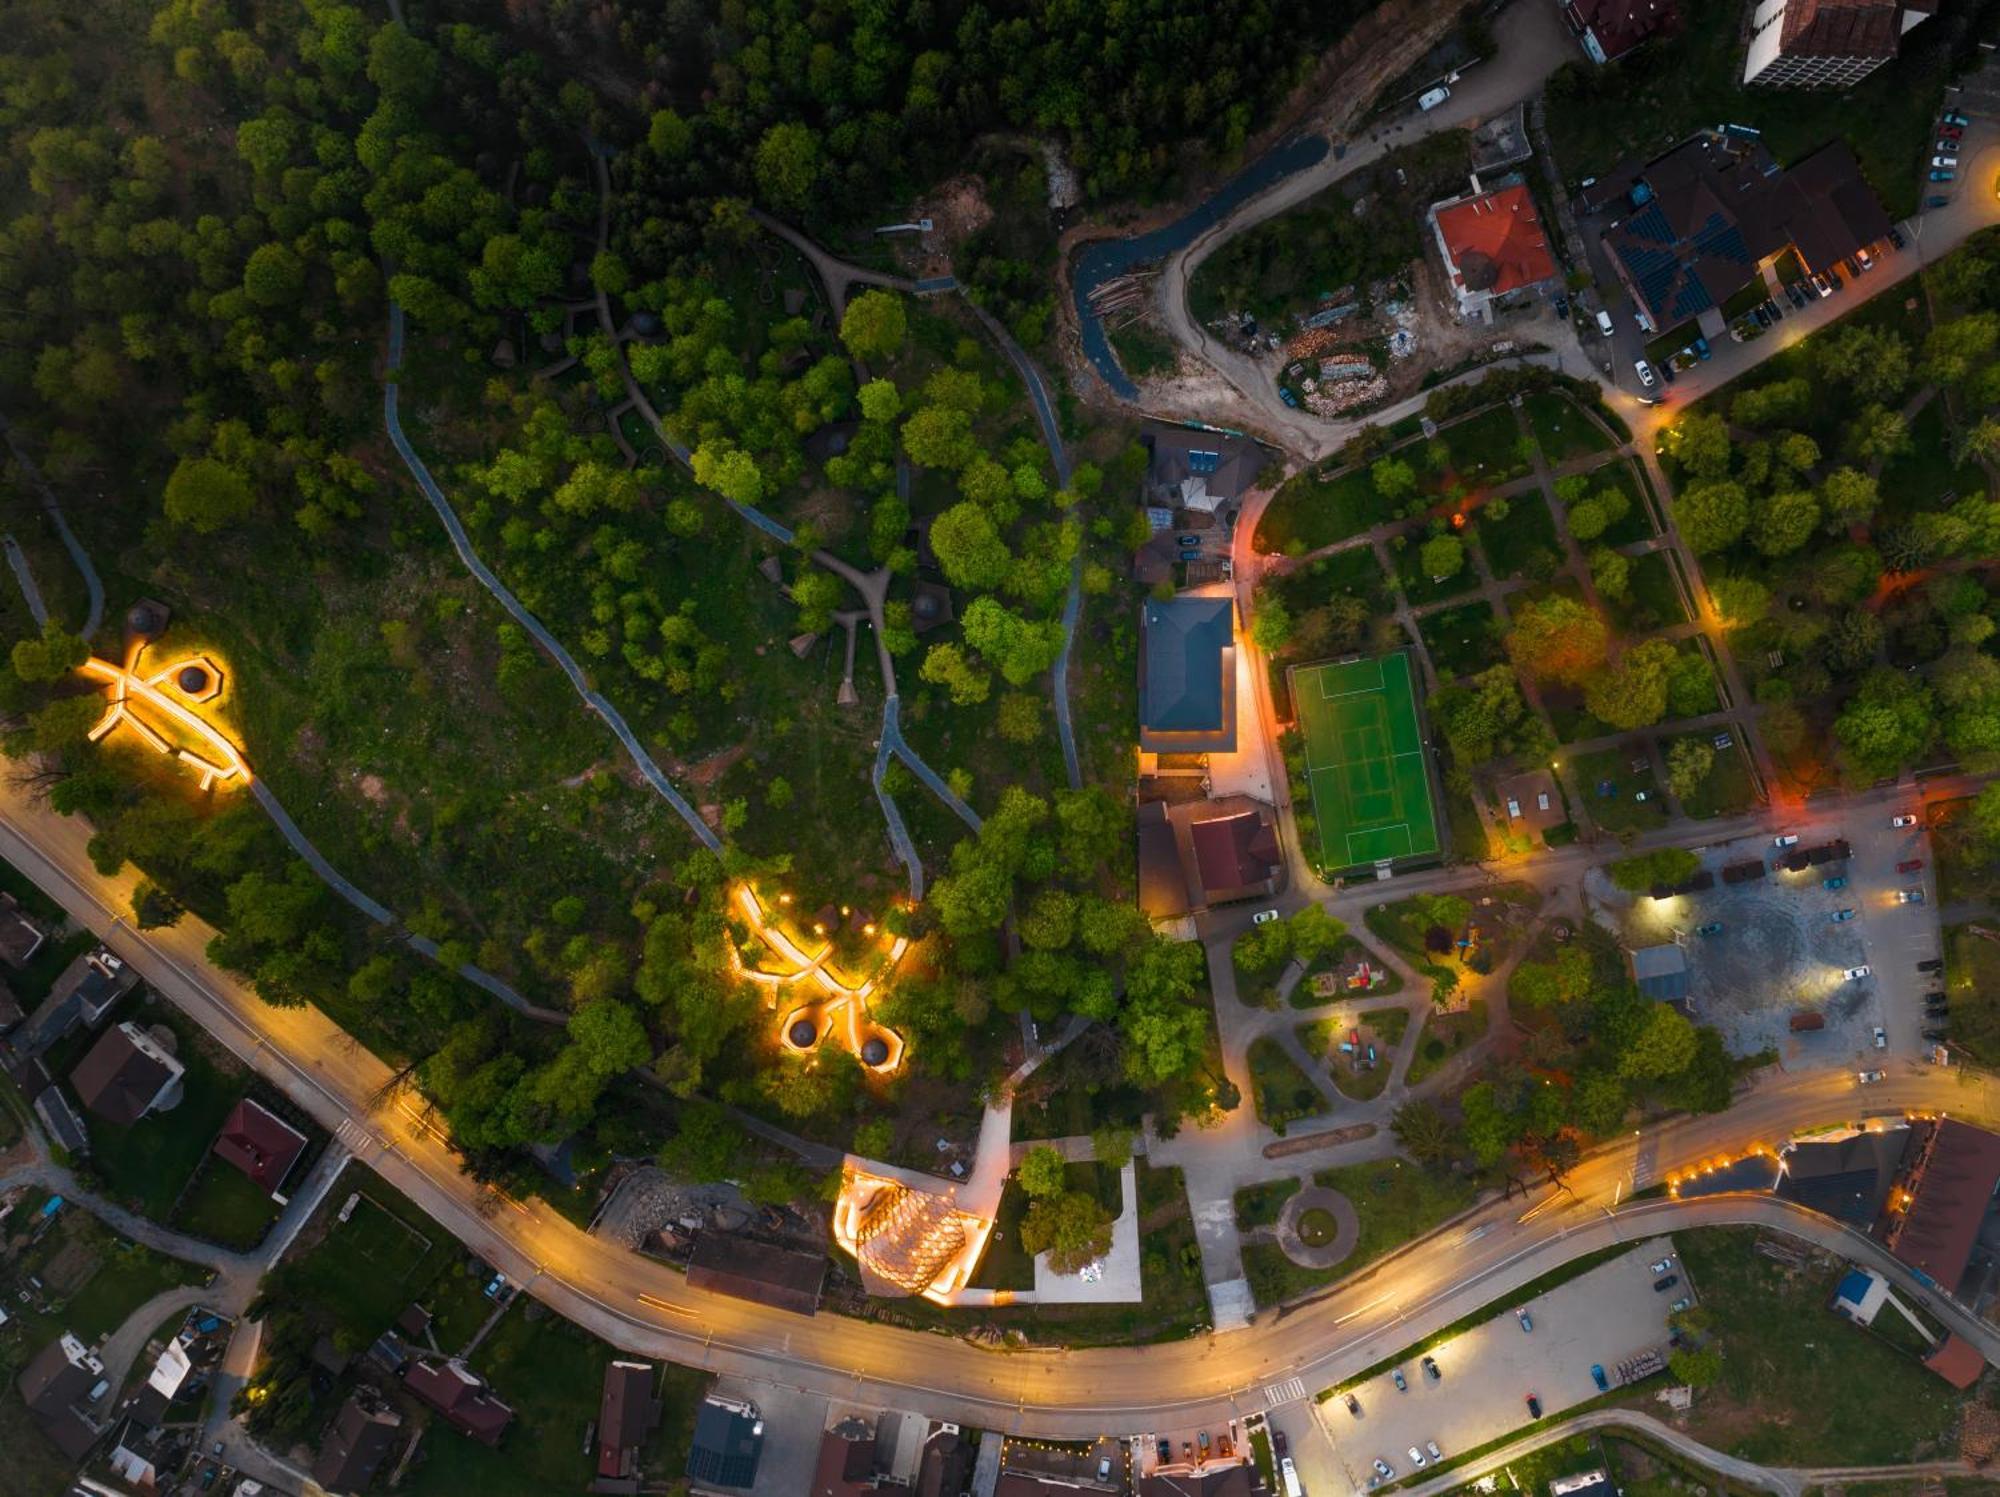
left=731, top=884, right=907, bottom=1073
left=82, top=640, right=249, bottom=791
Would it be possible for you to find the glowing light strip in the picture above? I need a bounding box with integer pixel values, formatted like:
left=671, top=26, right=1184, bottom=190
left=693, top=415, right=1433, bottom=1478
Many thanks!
left=79, top=644, right=249, bottom=791
left=734, top=883, right=909, bottom=1072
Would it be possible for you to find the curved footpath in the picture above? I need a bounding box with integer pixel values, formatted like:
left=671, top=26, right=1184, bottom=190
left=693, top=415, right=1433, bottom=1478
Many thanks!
left=7, top=772, right=1999, bottom=1440
left=0, top=410, right=105, bottom=639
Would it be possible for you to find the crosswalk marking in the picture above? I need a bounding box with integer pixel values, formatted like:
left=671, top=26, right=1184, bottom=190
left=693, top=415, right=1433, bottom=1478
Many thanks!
left=1263, top=1377, right=1307, bottom=1407
left=336, top=1118, right=375, bottom=1153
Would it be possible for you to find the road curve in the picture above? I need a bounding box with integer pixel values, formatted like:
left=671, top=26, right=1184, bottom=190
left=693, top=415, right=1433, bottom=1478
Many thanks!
left=6, top=769, right=2000, bottom=1440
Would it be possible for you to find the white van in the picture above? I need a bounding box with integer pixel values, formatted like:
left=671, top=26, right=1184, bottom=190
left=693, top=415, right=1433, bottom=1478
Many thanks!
left=1281, top=1456, right=1304, bottom=1497
left=1418, top=86, right=1450, bottom=111
left=1594, top=309, right=1615, bottom=336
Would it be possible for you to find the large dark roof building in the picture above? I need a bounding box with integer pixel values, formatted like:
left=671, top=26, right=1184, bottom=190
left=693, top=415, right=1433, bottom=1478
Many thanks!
left=70, top=1022, right=184, bottom=1126
left=1881, top=1117, right=2000, bottom=1292
left=402, top=1358, right=513, bottom=1446
left=1139, top=597, right=1236, bottom=754
left=1139, top=1466, right=1255, bottom=1497
left=1561, top=0, right=1680, bottom=60
left=1778, top=1125, right=1910, bottom=1225
left=1136, top=795, right=1284, bottom=920
left=1628, top=944, right=1690, bottom=1002
left=1587, top=133, right=1889, bottom=331
left=1141, top=425, right=1260, bottom=516
left=685, top=1233, right=826, bottom=1316
left=13, top=947, right=135, bottom=1056
left=0, top=893, right=47, bottom=969
left=686, top=1395, right=763, bottom=1489
left=1743, top=0, right=1932, bottom=86
left=311, top=1395, right=402, bottom=1495
left=1189, top=809, right=1282, bottom=905
left=16, top=1332, right=104, bottom=1460
left=211, top=1098, right=309, bottom=1195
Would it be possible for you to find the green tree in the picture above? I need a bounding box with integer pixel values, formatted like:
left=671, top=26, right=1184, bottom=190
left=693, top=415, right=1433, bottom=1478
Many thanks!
left=901, top=405, right=978, bottom=470
left=920, top=641, right=992, bottom=705
left=1620, top=1002, right=1697, bottom=1080
left=242, top=242, right=304, bottom=306
left=11, top=619, right=87, bottom=683
left=1709, top=576, right=1769, bottom=627
left=1091, top=1124, right=1135, bottom=1168
left=1608, top=847, right=1700, bottom=892
left=929, top=502, right=1010, bottom=589
left=567, top=999, right=652, bottom=1074
left=1674, top=480, right=1749, bottom=555
left=841, top=290, right=908, bottom=363
left=753, top=121, right=821, bottom=212
left=1390, top=1099, right=1458, bottom=1166
left=1019, top=1190, right=1113, bottom=1273
left=1669, top=1347, right=1722, bottom=1388
left=1288, top=904, right=1346, bottom=964
left=1371, top=456, right=1416, bottom=501
left=1589, top=546, right=1630, bottom=602
left=1834, top=669, right=1935, bottom=779
left=1666, top=738, right=1714, bottom=801
left=1251, top=596, right=1293, bottom=652
left=163, top=456, right=254, bottom=532
left=1819, top=323, right=1910, bottom=402
left=1016, top=1143, right=1068, bottom=1198
left=1420, top=533, right=1465, bottom=580
left=691, top=441, right=764, bottom=506
left=1662, top=412, right=1732, bottom=479
left=1752, top=489, right=1819, bottom=558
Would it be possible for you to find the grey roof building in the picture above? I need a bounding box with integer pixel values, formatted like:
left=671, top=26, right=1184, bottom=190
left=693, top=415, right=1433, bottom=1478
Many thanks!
left=1141, top=425, right=1260, bottom=514
left=32, top=1085, right=90, bottom=1157
left=686, top=1395, right=763, bottom=1489
left=1139, top=597, right=1236, bottom=754
left=1628, top=943, right=1689, bottom=1001
left=312, top=1395, right=402, bottom=1495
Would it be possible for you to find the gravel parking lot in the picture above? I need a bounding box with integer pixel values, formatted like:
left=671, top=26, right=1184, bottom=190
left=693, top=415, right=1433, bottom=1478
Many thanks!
left=1314, top=1239, right=1685, bottom=1489
left=1590, top=817, right=1942, bottom=1067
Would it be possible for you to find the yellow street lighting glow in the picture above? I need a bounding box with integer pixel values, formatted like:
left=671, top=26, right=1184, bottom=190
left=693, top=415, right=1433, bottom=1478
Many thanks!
left=80, top=641, right=248, bottom=791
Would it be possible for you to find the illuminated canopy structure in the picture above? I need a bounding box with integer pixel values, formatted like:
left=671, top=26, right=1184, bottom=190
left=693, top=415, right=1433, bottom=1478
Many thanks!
left=730, top=884, right=906, bottom=1073
left=832, top=1164, right=996, bottom=1303
left=81, top=640, right=247, bottom=791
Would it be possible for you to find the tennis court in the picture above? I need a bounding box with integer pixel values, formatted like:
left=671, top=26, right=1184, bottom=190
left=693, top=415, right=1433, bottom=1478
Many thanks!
left=1293, top=653, right=1441, bottom=869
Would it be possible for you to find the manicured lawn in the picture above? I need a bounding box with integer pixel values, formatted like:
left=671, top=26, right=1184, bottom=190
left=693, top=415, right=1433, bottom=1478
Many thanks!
left=1594, top=462, right=1656, bottom=545
left=1570, top=746, right=1668, bottom=833
left=1524, top=392, right=1612, bottom=463
left=274, top=1168, right=447, bottom=1349
left=173, top=1161, right=278, bottom=1251
left=1433, top=405, right=1532, bottom=490
left=1248, top=1036, right=1324, bottom=1132
left=1404, top=1000, right=1489, bottom=1085
left=400, top=1300, right=707, bottom=1497
left=1674, top=1227, right=1966, bottom=1464
left=1312, top=1157, right=1477, bottom=1271
left=1543, top=687, right=1613, bottom=746
left=1478, top=491, right=1561, bottom=580
left=1254, top=464, right=1388, bottom=555
left=1877, top=398, right=1987, bottom=524
left=1235, top=1177, right=1302, bottom=1231
left=1668, top=732, right=1756, bottom=817
left=972, top=1181, right=1036, bottom=1290
left=84, top=1001, right=245, bottom=1222
left=1419, top=600, right=1503, bottom=680
left=1603, top=550, right=1687, bottom=634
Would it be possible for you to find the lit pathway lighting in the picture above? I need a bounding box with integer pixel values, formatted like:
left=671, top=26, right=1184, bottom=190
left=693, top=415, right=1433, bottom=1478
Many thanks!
left=80, top=641, right=248, bottom=791
left=730, top=883, right=907, bottom=1072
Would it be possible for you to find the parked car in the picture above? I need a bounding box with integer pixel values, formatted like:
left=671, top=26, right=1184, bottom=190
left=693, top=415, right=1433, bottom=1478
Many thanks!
left=1889, top=225, right=1907, bottom=249
left=1859, top=1069, right=1885, bottom=1084
left=1345, top=1393, right=1362, bottom=1416
left=1899, top=889, right=1926, bottom=904
left=1274, top=1430, right=1289, bottom=1458
left=1943, top=110, right=1971, bottom=126
left=1830, top=908, right=1855, bottom=923
left=1159, top=1438, right=1173, bottom=1463
left=1655, top=1274, right=1681, bottom=1292
left=1392, top=1368, right=1407, bottom=1392
left=1374, top=1458, right=1395, bottom=1479
left=1920, top=957, right=1944, bottom=972
left=1844, top=965, right=1873, bottom=980
left=1712, top=731, right=1733, bottom=749
left=1696, top=921, right=1724, bottom=936
left=1526, top=1394, right=1543, bottom=1419
left=1874, top=1026, right=1888, bottom=1048
left=1408, top=1446, right=1428, bottom=1469
left=1812, top=271, right=1835, bottom=294
left=1927, top=195, right=1952, bottom=207
left=1198, top=1433, right=1210, bottom=1457
left=1893, top=814, right=1919, bottom=828
left=1898, top=859, right=1925, bottom=873
left=1650, top=1256, right=1675, bottom=1273
left=1554, top=294, right=1571, bottom=318
left=1253, top=908, right=1279, bottom=925
left=1659, top=360, right=1676, bottom=383
left=1694, top=335, right=1712, bottom=359
left=1517, top=1307, right=1533, bottom=1332
left=1774, top=834, right=1800, bottom=847
left=1940, top=123, right=1965, bottom=139
left=1418, top=86, right=1450, bottom=110
left=1427, top=1440, right=1443, bottom=1461
left=1421, top=1355, right=1441, bottom=1382
left=1595, top=308, right=1616, bottom=336
left=1635, top=359, right=1656, bottom=388
left=1856, top=246, right=1876, bottom=270
left=1670, top=1297, right=1692, bottom=1313
left=1098, top=1457, right=1114, bottom=1482
left=1931, top=169, right=1957, bottom=182
left=1933, top=154, right=1959, bottom=169
left=1786, top=283, right=1807, bottom=308
left=1752, top=304, right=1770, bottom=328
left=1824, top=876, right=1848, bottom=890
left=1938, top=139, right=1962, bottom=153
left=1591, top=1364, right=1609, bottom=1390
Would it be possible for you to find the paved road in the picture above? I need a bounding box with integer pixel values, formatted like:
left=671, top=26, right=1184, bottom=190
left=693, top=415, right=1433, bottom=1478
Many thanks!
left=383, top=303, right=722, bottom=857
left=10, top=776, right=2000, bottom=1441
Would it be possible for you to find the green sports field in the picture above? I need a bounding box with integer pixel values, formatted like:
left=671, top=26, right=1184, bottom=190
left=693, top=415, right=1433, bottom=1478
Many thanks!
left=1293, top=654, right=1441, bottom=869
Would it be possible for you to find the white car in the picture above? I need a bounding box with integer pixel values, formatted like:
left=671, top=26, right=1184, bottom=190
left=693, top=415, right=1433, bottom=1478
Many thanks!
left=1858, top=1069, right=1885, bottom=1084
left=1427, top=1441, right=1443, bottom=1461
left=1874, top=1025, right=1888, bottom=1048
left=1892, top=814, right=1918, bottom=828
left=1844, top=965, right=1872, bottom=980
left=1897, top=888, right=1926, bottom=904
left=1774, top=834, right=1799, bottom=847
left=1649, top=1255, right=1675, bottom=1273
left=1418, top=86, right=1450, bottom=111
left=1253, top=909, right=1280, bottom=925
left=1408, top=1446, right=1428, bottom=1469
left=1635, top=359, right=1657, bottom=387
left=1933, top=155, right=1959, bottom=169
left=1374, top=1459, right=1395, bottom=1479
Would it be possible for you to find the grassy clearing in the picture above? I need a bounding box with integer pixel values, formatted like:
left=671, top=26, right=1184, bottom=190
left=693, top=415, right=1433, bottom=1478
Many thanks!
left=1109, top=320, right=1180, bottom=379
left=274, top=1167, right=448, bottom=1350
left=1595, top=462, right=1657, bottom=545
left=1394, top=537, right=1483, bottom=608
left=1419, top=600, right=1503, bottom=680
left=1314, top=1157, right=1478, bottom=1268
left=1673, top=1227, right=1965, bottom=1464
left=173, top=1161, right=279, bottom=1251
left=1436, top=405, right=1533, bottom=488
left=1942, top=923, right=2000, bottom=1067
left=1603, top=550, right=1687, bottom=634
left=1525, top=392, right=1612, bottom=463
left=1404, top=1000, right=1489, bottom=1085
left=1668, top=732, right=1756, bottom=818
left=1235, top=1177, right=1303, bottom=1231
left=1254, top=465, right=1387, bottom=556
left=1479, top=491, right=1561, bottom=580
left=1570, top=746, right=1669, bottom=834
left=1248, top=1035, right=1324, bottom=1132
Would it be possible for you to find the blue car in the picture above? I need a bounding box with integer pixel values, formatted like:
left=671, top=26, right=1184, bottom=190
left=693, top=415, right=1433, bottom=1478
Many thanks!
left=1824, top=876, right=1847, bottom=890
left=1591, top=1364, right=1609, bottom=1391
left=1830, top=908, right=1856, bottom=923
left=1696, top=922, right=1724, bottom=936
left=1693, top=336, right=1711, bottom=361
left=1931, top=169, right=1957, bottom=182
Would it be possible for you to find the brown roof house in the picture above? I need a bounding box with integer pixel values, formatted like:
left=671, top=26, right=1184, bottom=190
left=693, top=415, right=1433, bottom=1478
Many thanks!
left=312, top=1394, right=403, bottom=1495
left=402, top=1358, right=514, bottom=1446
left=686, top=1232, right=827, bottom=1316
left=1562, top=0, right=1680, bottom=60
left=1880, top=1117, right=2000, bottom=1293
left=1743, top=0, right=1932, bottom=86
left=1496, top=768, right=1565, bottom=835
left=71, top=1022, right=184, bottom=1126
left=812, top=1415, right=880, bottom=1497
left=211, top=1098, right=309, bottom=1196
left=593, top=1360, right=660, bottom=1490
left=1136, top=795, right=1284, bottom=920
left=16, top=1331, right=106, bottom=1460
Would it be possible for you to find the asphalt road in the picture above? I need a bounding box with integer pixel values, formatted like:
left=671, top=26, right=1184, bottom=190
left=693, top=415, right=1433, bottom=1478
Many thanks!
left=6, top=778, right=2000, bottom=1440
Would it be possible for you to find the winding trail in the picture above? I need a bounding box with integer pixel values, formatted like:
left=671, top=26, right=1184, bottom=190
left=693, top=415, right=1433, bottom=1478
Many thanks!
left=0, top=411, right=105, bottom=639
left=384, top=303, right=722, bottom=861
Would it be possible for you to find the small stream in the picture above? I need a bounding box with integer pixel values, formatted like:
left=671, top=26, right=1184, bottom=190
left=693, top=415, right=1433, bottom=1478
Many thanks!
left=1070, top=133, right=1331, bottom=398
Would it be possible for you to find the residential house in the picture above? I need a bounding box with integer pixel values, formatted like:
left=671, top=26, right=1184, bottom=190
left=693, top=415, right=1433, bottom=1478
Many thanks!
left=1880, top=1117, right=2000, bottom=1294
left=1549, top=1471, right=1619, bottom=1497
left=1138, top=1468, right=1255, bottom=1497
left=594, top=1360, right=660, bottom=1490
left=31, top=1085, right=90, bottom=1158
left=16, top=1332, right=105, bottom=1460
left=1428, top=178, right=1560, bottom=321
left=211, top=1098, right=309, bottom=1197
left=1140, top=425, right=1260, bottom=519
left=1560, top=0, right=1680, bottom=60
left=1923, top=1333, right=1988, bottom=1389
left=1137, top=795, right=1284, bottom=921
left=1496, top=769, right=1565, bottom=836
left=0, top=892, right=47, bottom=969
left=685, top=1232, right=826, bottom=1316
left=685, top=1394, right=763, bottom=1490
left=1743, top=0, right=1932, bottom=86
left=0, top=980, right=23, bottom=1037
left=915, top=1425, right=974, bottom=1497
left=70, top=1022, right=184, bottom=1126
left=1584, top=132, right=1890, bottom=335
left=811, top=1415, right=878, bottom=1497
left=1138, top=597, right=1237, bottom=756
left=1777, top=1125, right=1910, bottom=1226
left=1627, top=944, right=1690, bottom=1002
left=402, top=1358, right=513, bottom=1446
left=13, top=947, right=136, bottom=1056
left=312, top=1395, right=403, bottom=1495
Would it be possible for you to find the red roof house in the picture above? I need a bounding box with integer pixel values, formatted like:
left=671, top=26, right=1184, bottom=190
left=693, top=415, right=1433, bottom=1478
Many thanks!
left=1881, top=1118, right=2000, bottom=1292
left=1429, top=182, right=1558, bottom=319
left=212, top=1098, right=309, bottom=1195
left=403, top=1359, right=513, bottom=1446
left=1562, top=0, right=1680, bottom=61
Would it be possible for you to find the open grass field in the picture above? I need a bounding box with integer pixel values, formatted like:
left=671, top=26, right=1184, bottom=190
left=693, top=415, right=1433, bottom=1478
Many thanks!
left=1418, top=600, right=1504, bottom=680
left=1292, top=654, right=1440, bottom=870
left=1478, top=491, right=1561, bottom=580
left=173, top=1161, right=279, bottom=1251
left=1524, top=392, right=1612, bottom=463
left=278, top=1173, right=444, bottom=1348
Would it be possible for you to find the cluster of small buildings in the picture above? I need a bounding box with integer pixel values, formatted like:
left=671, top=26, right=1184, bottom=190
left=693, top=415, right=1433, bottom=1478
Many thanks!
left=685, top=1392, right=974, bottom=1496
left=1131, top=425, right=1286, bottom=926
left=1558, top=0, right=1930, bottom=85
